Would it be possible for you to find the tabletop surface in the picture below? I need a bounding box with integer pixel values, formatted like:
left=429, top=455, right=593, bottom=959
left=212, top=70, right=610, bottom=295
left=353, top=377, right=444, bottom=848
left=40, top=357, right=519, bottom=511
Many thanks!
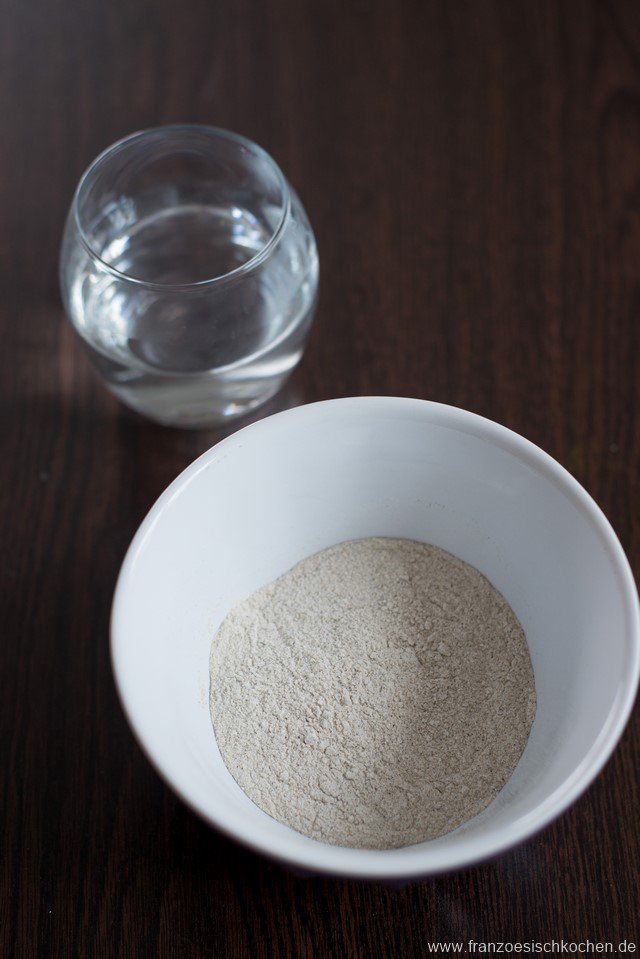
left=2, top=0, right=639, bottom=955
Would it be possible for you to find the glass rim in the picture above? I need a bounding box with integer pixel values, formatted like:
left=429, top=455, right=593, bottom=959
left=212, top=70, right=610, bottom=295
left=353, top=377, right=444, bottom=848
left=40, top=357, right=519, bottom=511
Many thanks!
left=71, top=124, right=292, bottom=291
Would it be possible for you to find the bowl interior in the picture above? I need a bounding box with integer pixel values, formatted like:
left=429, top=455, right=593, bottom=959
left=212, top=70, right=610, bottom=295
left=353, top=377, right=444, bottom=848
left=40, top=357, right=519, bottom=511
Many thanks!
left=112, top=398, right=638, bottom=878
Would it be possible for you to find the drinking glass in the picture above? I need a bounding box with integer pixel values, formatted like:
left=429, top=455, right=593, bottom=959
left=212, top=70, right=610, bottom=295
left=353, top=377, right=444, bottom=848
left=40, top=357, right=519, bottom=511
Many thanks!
left=60, top=125, right=319, bottom=427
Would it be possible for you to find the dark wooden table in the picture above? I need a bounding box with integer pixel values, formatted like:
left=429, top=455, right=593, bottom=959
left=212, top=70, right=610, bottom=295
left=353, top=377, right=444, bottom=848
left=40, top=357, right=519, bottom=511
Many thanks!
left=2, top=0, right=639, bottom=955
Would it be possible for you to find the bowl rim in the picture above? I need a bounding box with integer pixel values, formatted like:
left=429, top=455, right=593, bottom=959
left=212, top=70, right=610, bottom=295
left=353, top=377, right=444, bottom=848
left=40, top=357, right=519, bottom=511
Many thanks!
left=111, top=397, right=640, bottom=879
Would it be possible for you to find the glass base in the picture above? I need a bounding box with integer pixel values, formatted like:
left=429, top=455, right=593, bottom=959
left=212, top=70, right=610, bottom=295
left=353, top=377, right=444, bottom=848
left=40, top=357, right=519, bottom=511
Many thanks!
left=108, top=373, right=289, bottom=429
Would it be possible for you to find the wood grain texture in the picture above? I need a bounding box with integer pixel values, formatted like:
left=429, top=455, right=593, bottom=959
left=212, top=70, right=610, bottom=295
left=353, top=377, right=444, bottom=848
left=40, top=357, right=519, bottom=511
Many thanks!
left=1, top=0, right=639, bottom=955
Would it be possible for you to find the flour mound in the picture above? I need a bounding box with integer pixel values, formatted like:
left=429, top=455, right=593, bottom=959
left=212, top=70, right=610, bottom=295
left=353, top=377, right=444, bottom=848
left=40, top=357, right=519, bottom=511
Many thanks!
left=209, top=537, right=536, bottom=849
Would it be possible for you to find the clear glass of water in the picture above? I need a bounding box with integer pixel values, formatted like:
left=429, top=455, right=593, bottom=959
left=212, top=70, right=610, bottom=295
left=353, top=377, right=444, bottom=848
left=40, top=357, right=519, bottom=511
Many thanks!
left=60, top=125, right=319, bottom=427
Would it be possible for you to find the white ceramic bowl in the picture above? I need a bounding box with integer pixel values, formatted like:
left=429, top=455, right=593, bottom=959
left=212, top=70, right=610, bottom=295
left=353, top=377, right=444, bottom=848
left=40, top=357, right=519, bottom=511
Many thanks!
left=111, top=398, right=640, bottom=879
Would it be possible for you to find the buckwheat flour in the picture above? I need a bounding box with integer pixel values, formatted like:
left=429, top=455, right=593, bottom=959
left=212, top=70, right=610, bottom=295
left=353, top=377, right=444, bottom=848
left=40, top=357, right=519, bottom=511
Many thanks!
left=209, top=537, right=536, bottom=849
